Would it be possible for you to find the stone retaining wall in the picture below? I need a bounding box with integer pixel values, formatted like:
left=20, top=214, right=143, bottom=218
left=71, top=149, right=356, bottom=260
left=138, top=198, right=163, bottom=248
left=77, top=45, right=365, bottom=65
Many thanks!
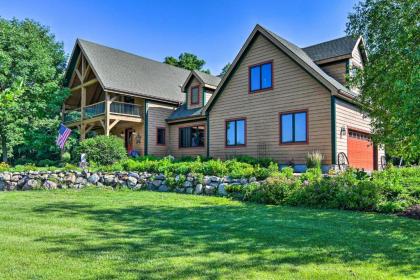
left=0, top=171, right=260, bottom=196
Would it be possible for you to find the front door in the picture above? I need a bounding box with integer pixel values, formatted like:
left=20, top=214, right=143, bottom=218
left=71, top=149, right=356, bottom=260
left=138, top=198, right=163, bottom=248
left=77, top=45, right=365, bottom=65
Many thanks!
left=125, top=128, right=134, bottom=154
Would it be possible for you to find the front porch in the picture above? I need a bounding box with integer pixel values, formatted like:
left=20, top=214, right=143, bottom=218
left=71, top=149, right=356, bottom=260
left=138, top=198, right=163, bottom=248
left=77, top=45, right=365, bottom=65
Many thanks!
left=63, top=50, right=146, bottom=155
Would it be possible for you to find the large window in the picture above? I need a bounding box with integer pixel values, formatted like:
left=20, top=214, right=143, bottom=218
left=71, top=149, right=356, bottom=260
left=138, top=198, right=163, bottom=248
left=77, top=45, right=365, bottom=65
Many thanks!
left=190, top=86, right=200, bottom=105
left=249, top=61, right=272, bottom=92
left=179, top=125, right=205, bottom=148
left=156, top=127, right=166, bottom=145
left=225, top=119, right=246, bottom=147
left=280, top=111, right=308, bottom=144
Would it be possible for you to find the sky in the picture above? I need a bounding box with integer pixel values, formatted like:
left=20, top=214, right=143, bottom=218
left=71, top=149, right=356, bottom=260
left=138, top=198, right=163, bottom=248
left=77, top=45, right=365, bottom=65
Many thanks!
left=1, top=0, right=359, bottom=75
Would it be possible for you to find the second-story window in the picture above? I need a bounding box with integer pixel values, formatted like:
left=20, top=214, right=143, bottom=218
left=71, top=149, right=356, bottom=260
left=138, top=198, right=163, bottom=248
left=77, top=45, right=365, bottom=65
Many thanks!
left=249, top=61, right=272, bottom=92
left=190, top=86, right=200, bottom=105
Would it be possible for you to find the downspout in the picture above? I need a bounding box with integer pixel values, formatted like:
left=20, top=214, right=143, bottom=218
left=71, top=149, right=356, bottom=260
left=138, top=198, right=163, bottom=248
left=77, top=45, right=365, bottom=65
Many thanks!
left=144, top=100, right=149, bottom=155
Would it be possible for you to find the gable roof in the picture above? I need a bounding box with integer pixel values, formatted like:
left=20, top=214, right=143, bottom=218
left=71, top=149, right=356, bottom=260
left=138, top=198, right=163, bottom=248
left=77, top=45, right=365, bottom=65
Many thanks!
left=303, top=36, right=360, bottom=62
left=204, top=25, right=357, bottom=114
left=181, top=70, right=221, bottom=92
left=65, top=39, right=190, bottom=104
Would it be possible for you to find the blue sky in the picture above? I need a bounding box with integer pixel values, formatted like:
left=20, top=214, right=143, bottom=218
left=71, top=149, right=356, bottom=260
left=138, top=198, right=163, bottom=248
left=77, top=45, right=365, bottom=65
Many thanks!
left=1, top=0, right=358, bottom=74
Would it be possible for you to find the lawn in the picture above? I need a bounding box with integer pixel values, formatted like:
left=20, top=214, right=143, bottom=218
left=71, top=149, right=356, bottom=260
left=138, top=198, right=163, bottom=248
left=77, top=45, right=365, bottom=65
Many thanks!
left=0, top=189, right=418, bottom=280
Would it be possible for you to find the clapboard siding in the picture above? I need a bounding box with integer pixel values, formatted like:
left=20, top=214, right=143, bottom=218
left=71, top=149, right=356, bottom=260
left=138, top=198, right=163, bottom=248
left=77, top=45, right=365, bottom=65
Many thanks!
left=168, top=120, right=207, bottom=158
left=321, top=61, right=347, bottom=85
left=147, top=102, right=175, bottom=157
left=352, top=45, right=364, bottom=68
left=209, top=34, right=332, bottom=164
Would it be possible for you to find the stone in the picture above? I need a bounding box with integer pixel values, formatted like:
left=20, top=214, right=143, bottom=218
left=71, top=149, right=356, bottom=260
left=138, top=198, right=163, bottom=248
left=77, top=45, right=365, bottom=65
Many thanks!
left=158, top=184, right=169, bottom=192
left=210, top=176, right=219, bottom=183
left=155, top=174, right=165, bottom=180
left=23, top=179, right=40, bottom=190
left=195, top=184, right=203, bottom=194
left=152, top=179, right=162, bottom=187
left=175, top=187, right=185, bottom=193
left=17, top=178, right=27, bottom=188
left=103, top=175, right=115, bottom=185
left=132, top=184, right=143, bottom=191
left=240, top=178, right=248, bottom=185
left=88, top=174, right=100, bottom=184
left=183, top=181, right=193, bottom=188
left=43, top=180, right=58, bottom=190
left=0, top=173, right=11, bottom=181
left=64, top=173, right=76, bottom=184
left=0, top=179, right=6, bottom=191
left=11, top=175, right=20, bottom=182
left=204, top=185, right=216, bottom=195
left=186, top=176, right=194, bottom=182
left=76, top=177, right=87, bottom=185
left=127, top=176, right=138, bottom=188
left=8, top=182, right=18, bottom=191
left=185, top=187, right=193, bottom=194
left=218, top=183, right=227, bottom=196
left=128, top=172, right=140, bottom=179
left=249, top=177, right=257, bottom=183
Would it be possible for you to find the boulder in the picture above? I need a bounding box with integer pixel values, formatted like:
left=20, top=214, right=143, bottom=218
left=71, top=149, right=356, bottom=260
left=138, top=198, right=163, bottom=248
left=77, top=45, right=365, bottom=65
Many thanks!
left=127, top=176, right=138, bottom=188
left=185, top=187, right=193, bottom=194
left=249, top=177, right=257, bottom=183
left=128, top=172, right=140, bottom=179
left=88, top=174, right=100, bottom=184
left=0, top=173, right=11, bottom=181
left=218, top=183, right=227, bottom=196
left=43, top=180, right=58, bottom=190
left=64, top=173, right=76, bottom=184
left=103, top=175, right=115, bottom=185
left=195, top=184, right=203, bottom=194
left=155, top=174, right=165, bottom=180
left=204, top=185, right=216, bottom=195
left=183, top=181, right=193, bottom=188
left=23, top=179, right=40, bottom=190
left=152, top=179, right=162, bottom=187
left=158, top=184, right=169, bottom=192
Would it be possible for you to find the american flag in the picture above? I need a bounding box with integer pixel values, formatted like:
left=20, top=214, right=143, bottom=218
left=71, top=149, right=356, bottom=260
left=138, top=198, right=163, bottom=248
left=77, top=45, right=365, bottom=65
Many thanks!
left=56, top=123, right=72, bottom=150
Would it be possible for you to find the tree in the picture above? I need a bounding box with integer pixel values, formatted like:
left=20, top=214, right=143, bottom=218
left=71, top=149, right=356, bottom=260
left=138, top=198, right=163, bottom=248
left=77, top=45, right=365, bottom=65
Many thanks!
left=220, top=62, right=231, bottom=76
left=0, top=18, right=69, bottom=163
left=164, top=53, right=211, bottom=74
left=346, top=0, right=419, bottom=162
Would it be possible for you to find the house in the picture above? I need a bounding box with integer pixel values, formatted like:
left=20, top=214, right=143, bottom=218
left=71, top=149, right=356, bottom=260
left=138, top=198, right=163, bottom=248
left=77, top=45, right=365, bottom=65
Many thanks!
left=63, top=24, right=384, bottom=171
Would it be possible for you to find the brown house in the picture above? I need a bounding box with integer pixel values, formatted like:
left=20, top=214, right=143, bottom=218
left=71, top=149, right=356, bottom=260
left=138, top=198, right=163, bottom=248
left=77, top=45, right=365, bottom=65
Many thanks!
left=63, top=24, right=384, bottom=171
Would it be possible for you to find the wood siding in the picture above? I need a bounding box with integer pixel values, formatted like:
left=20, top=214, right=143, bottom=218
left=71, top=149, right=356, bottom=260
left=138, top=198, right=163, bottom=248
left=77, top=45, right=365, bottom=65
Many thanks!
left=147, top=101, right=176, bottom=157
left=209, top=34, right=332, bottom=164
left=320, top=61, right=347, bottom=85
left=168, top=120, right=207, bottom=158
left=335, top=98, right=384, bottom=169
left=205, top=88, right=214, bottom=105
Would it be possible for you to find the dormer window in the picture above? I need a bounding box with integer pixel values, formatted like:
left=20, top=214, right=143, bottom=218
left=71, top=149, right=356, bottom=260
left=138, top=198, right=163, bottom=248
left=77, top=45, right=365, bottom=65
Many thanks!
left=249, top=61, right=273, bottom=93
left=190, top=86, right=200, bottom=105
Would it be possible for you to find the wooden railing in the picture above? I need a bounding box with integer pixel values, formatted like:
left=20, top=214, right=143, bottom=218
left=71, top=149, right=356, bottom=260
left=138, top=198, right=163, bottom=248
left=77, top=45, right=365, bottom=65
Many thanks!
left=64, top=101, right=143, bottom=124
left=83, top=101, right=105, bottom=119
left=110, top=101, right=143, bottom=117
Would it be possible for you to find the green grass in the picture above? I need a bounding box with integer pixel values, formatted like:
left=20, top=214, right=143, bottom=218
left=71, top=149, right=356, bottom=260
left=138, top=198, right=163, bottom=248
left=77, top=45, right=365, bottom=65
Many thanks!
left=0, top=189, right=419, bottom=280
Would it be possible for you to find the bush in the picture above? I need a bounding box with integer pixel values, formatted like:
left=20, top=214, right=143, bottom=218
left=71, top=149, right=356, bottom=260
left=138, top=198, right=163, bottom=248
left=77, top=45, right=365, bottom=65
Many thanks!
left=306, top=151, right=323, bottom=169
left=77, top=135, right=127, bottom=166
left=61, top=152, right=71, bottom=164
left=0, top=162, right=10, bottom=172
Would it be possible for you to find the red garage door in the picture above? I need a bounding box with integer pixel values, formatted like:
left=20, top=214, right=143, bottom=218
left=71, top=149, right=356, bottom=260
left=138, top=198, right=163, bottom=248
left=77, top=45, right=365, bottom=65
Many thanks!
left=347, top=130, right=374, bottom=170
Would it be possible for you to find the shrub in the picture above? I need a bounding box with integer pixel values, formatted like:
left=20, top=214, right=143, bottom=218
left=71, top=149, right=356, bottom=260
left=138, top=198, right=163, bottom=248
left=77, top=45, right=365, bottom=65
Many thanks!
left=0, top=162, right=10, bottom=172
left=61, top=152, right=71, bottom=163
left=77, top=135, right=127, bottom=165
left=306, top=151, right=323, bottom=169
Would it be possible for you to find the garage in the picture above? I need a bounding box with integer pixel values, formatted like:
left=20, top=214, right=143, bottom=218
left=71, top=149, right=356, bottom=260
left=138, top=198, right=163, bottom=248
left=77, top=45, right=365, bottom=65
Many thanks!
left=347, top=129, right=374, bottom=170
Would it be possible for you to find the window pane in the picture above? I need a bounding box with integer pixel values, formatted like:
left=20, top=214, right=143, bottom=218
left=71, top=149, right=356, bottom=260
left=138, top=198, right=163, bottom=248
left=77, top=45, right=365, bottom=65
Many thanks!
left=226, top=121, right=236, bottom=146
left=261, top=63, right=272, bottom=89
left=281, top=114, right=293, bottom=143
left=157, top=128, right=165, bottom=145
left=250, top=66, right=261, bottom=91
left=197, top=126, right=205, bottom=147
left=236, top=120, right=245, bottom=145
left=294, top=112, right=307, bottom=142
left=191, top=126, right=204, bottom=147
left=191, top=87, right=199, bottom=104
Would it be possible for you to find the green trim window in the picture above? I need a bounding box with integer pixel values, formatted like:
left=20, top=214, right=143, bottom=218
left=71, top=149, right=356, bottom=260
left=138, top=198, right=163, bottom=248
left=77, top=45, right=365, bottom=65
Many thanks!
left=179, top=125, right=205, bottom=148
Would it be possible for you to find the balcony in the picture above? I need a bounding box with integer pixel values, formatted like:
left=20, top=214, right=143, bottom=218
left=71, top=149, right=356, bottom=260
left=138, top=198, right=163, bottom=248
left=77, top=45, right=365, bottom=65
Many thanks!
left=64, top=101, right=144, bottom=125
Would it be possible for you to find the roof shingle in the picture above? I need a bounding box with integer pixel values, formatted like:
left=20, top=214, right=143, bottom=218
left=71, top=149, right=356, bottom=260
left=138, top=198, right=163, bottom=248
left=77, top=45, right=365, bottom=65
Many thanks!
left=303, top=36, right=359, bottom=62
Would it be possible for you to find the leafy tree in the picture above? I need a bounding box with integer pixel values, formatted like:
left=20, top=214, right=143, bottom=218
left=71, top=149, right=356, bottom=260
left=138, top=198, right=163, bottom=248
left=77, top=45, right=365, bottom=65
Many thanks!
left=0, top=18, right=69, bottom=163
left=220, top=62, right=231, bottom=76
left=164, top=53, right=211, bottom=74
left=346, top=0, right=419, bottom=162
